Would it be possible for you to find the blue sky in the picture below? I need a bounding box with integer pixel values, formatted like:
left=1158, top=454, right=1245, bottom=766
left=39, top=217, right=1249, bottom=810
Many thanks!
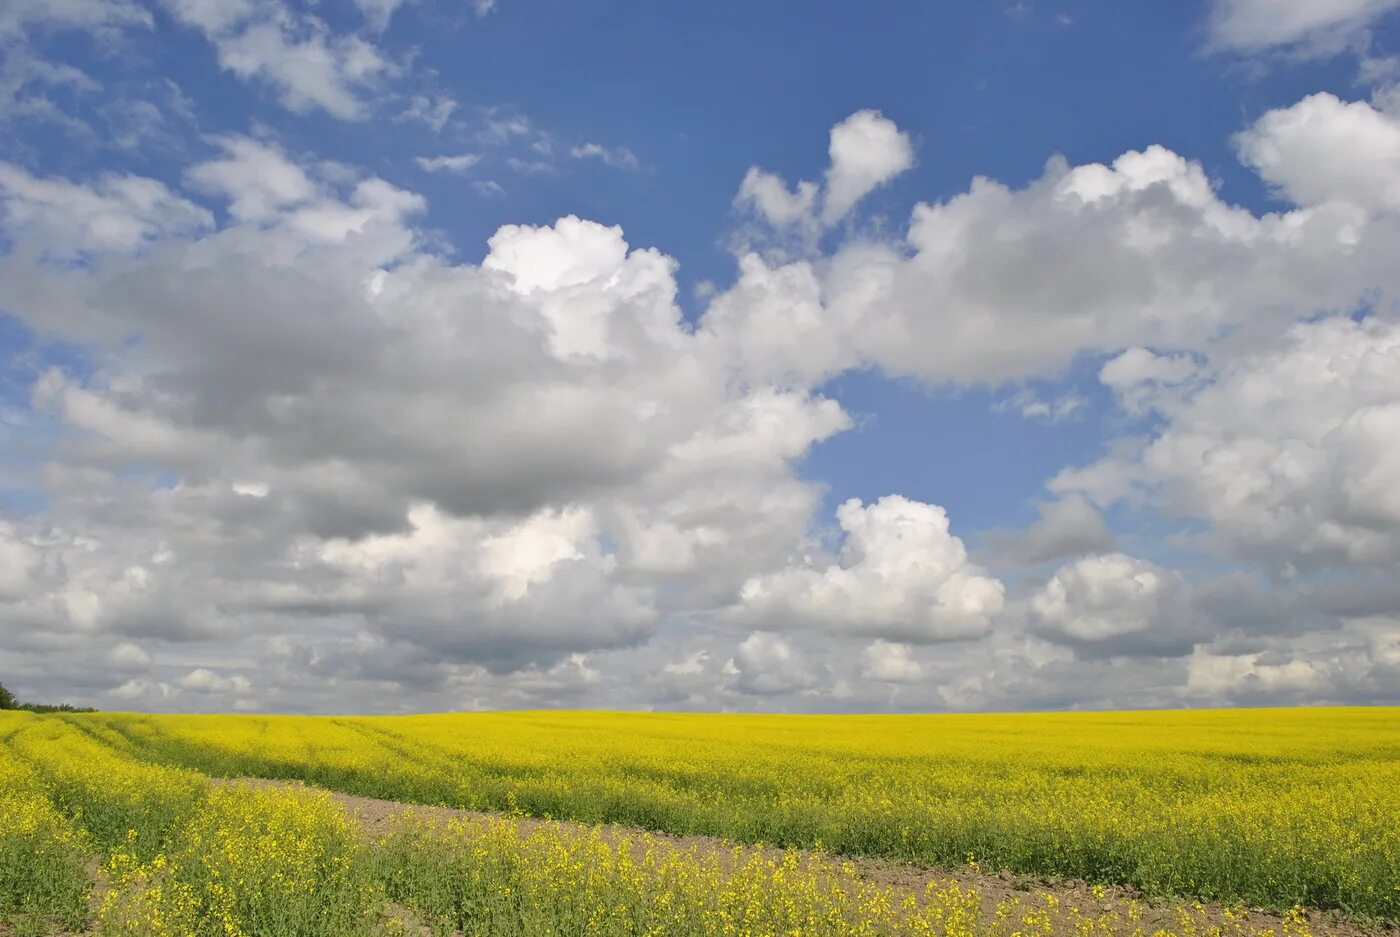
left=1, top=0, right=1399, bottom=712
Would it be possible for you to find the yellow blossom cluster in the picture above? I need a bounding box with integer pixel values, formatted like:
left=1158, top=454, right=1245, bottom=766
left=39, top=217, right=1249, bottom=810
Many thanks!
left=0, top=718, right=92, bottom=934
left=4, top=713, right=207, bottom=857
left=96, top=784, right=380, bottom=937
left=371, top=811, right=1328, bottom=937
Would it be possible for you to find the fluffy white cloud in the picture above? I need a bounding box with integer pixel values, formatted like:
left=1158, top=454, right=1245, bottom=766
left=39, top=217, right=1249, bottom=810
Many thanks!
left=736, top=168, right=818, bottom=228
left=1182, top=616, right=1400, bottom=705
left=723, top=95, right=1399, bottom=389
left=5, top=85, right=1400, bottom=713
left=1099, top=348, right=1199, bottom=416
left=0, top=162, right=211, bottom=254
left=662, top=650, right=709, bottom=677
left=1237, top=93, right=1400, bottom=210
left=1033, top=554, right=1163, bottom=642
left=1058, top=317, right=1400, bottom=573
left=483, top=215, right=632, bottom=294
left=822, top=109, right=914, bottom=224
left=1031, top=553, right=1204, bottom=656
left=106, top=642, right=151, bottom=669
left=697, top=253, right=861, bottom=386
left=185, top=135, right=318, bottom=222
left=726, top=97, right=1400, bottom=386
left=733, top=496, right=1004, bottom=642
left=726, top=632, right=820, bottom=695
left=1100, top=347, right=1198, bottom=389
left=179, top=667, right=252, bottom=695
left=0, top=147, right=856, bottom=686
left=839, top=144, right=1386, bottom=383
left=735, top=108, right=912, bottom=236
left=603, top=387, right=849, bottom=608
left=111, top=678, right=171, bottom=702
left=1208, top=0, right=1400, bottom=53
left=162, top=0, right=392, bottom=119
left=1186, top=648, right=1325, bottom=699
left=861, top=640, right=922, bottom=683
left=314, top=503, right=656, bottom=668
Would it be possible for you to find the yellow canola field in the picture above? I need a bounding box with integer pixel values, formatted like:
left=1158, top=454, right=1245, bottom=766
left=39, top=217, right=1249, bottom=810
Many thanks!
left=0, top=706, right=1396, bottom=935
left=77, top=707, right=1400, bottom=917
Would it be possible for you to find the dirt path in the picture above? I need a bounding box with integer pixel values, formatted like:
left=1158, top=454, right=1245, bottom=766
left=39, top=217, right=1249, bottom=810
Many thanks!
left=217, top=777, right=1394, bottom=937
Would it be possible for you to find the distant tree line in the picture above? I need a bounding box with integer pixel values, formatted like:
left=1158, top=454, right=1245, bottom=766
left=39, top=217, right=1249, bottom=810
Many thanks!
left=0, top=680, right=96, bottom=713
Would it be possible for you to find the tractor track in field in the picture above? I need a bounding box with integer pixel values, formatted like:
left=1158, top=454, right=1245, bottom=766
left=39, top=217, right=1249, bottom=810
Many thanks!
left=213, top=777, right=1396, bottom=937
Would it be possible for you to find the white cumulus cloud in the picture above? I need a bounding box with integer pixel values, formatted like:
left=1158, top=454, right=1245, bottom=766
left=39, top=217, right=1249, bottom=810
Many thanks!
left=1058, top=317, right=1400, bottom=574
left=733, top=496, right=1004, bottom=642
left=735, top=109, right=913, bottom=235
left=0, top=162, right=210, bottom=255
left=1031, top=553, right=1203, bottom=656
left=1236, top=93, right=1400, bottom=210
left=861, top=640, right=923, bottom=683
left=726, top=632, right=820, bottom=695
left=822, top=109, right=915, bottom=224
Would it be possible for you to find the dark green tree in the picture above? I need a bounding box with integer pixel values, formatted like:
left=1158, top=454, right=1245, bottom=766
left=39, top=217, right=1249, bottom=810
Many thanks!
left=0, top=681, right=16, bottom=710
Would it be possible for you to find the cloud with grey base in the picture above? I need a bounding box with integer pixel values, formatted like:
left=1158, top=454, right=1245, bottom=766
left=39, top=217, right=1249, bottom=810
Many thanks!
left=2, top=82, right=1400, bottom=714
